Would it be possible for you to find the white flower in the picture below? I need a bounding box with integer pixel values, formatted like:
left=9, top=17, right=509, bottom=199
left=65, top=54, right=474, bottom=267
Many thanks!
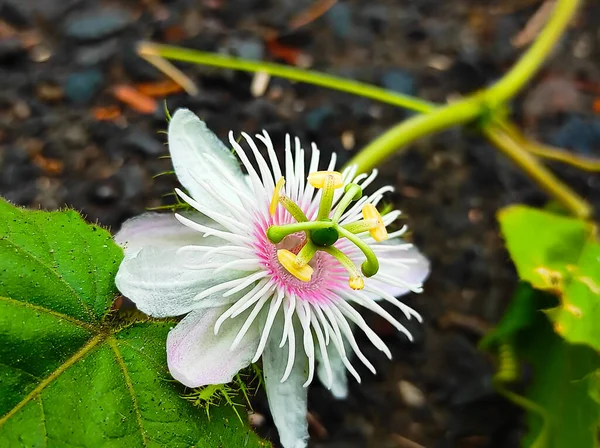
left=115, top=109, right=429, bottom=448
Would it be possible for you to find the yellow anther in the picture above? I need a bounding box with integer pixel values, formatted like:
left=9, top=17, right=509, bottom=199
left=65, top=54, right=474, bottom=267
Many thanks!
left=362, top=204, right=388, bottom=242
left=349, top=276, right=365, bottom=290
left=307, top=171, right=344, bottom=189
left=270, top=177, right=286, bottom=216
left=277, top=249, right=314, bottom=282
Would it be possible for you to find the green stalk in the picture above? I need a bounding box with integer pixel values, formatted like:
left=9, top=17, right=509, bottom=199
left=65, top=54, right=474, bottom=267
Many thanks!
left=346, top=0, right=581, bottom=173
left=137, top=42, right=434, bottom=114
left=483, top=126, right=592, bottom=219
left=485, top=0, right=582, bottom=107
left=346, top=96, right=482, bottom=173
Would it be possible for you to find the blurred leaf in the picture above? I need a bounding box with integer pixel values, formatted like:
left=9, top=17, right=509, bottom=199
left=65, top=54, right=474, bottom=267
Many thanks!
left=498, top=205, right=600, bottom=351
left=479, top=282, right=552, bottom=350
left=482, top=284, right=600, bottom=448
left=0, top=199, right=267, bottom=447
left=518, top=298, right=600, bottom=448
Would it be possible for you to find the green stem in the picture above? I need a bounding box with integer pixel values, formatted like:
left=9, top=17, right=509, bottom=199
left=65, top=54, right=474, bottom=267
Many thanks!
left=346, top=0, right=580, bottom=174
left=483, top=126, right=592, bottom=219
left=347, top=96, right=483, bottom=173
left=485, top=0, right=582, bottom=107
left=137, top=42, right=434, bottom=114
left=138, top=0, right=587, bottom=218
left=493, top=380, right=550, bottom=448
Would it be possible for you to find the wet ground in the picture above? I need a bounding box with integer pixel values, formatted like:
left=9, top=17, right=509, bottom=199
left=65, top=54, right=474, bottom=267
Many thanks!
left=1, top=0, right=600, bottom=447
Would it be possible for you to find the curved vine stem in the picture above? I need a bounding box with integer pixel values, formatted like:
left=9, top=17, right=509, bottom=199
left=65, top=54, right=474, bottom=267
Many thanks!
left=137, top=42, right=434, bottom=114
left=345, top=0, right=582, bottom=174
left=483, top=125, right=592, bottom=219
left=138, top=0, right=589, bottom=218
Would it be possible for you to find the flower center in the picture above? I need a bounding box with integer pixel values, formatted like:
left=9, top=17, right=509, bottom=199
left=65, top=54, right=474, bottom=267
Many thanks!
left=266, top=170, right=388, bottom=290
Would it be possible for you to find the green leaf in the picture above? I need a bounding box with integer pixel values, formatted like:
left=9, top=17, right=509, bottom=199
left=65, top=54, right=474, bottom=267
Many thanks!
left=0, top=199, right=268, bottom=447
left=481, top=284, right=600, bottom=448
left=497, top=205, right=600, bottom=351
left=518, top=299, right=600, bottom=448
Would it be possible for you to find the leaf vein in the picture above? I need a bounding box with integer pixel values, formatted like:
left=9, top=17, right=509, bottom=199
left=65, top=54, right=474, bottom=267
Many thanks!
left=108, top=338, right=149, bottom=448
left=38, top=395, right=48, bottom=448
left=0, top=296, right=96, bottom=332
left=0, top=333, right=105, bottom=427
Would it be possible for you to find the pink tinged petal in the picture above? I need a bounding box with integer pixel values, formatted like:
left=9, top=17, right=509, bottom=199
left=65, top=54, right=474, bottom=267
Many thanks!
left=168, top=109, right=244, bottom=210
left=167, top=306, right=259, bottom=387
left=114, top=212, right=201, bottom=257
left=263, top=311, right=309, bottom=448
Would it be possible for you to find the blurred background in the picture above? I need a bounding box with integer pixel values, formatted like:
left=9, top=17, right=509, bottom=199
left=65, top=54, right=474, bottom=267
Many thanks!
left=1, top=0, right=599, bottom=446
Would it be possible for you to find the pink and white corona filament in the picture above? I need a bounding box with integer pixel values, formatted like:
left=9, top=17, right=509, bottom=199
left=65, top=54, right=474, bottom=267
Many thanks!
left=114, top=109, right=429, bottom=448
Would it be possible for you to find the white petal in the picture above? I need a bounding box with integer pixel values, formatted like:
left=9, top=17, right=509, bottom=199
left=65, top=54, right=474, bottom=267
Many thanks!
left=371, top=240, right=430, bottom=297
left=168, top=109, right=244, bottom=209
left=115, top=213, right=250, bottom=318
left=167, top=306, right=259, bottom=387
left=114, top=212, right=200, bottom=257
left=116, top=246, right=246, bottom=317
left=316, top=341, right=348, bottom=399
left=263, top=311, right=309, bottom=448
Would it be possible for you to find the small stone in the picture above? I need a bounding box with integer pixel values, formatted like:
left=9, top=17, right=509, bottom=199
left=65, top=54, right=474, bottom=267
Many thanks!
left=363, top=4, right=388, bottom=33
left=12, top=101, right=31, bottom=120
left=4, top=0, right=82, bottom=23
left=381, top=70, right=415, bottom=95
left=551, top=115, right=600, bottom=155
left=523, top=77, right=582, bottom=125
left=74, top=39, right=119, bottom=66
left=248, top=412, right=265, bottom=427
left=117, top=165, right=145, bottom=199
left=29, top=44, right=52, bottom=63
left=326, top=2, right=352, bottom=38
left=64, top=69, right=104, bottom=104
left=0, top=0, right=30, bottom=27
left=123, top=130, right=165, bottom=156
left=0, top=37, right=24, bottom=62
left=63, top=125, right=88, bottom=147
left=227, top=35, right=264, bottom=60
left=64, top=9, right=132, bottom=42
left=36, top=83, right=64, bottom=102
left=398, top=380, right=426, bottom=408
left=305, top=106, right=333, bottom=131
left=89, top=178, right=122, bottom=204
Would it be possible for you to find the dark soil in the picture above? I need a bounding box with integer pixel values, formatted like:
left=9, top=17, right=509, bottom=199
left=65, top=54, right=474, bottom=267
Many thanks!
left=2, top=0, right=600, bottom=447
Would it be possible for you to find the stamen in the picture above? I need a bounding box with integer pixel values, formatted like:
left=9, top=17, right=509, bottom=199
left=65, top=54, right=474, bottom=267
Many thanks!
left=307, top=170, right=343, bottom=189
left=277, top=249, right=314, bottom=282
left=336, top=226, right=380, bottom=277
left=342, top=219, right=380, bottom=234
left=322, top=246, right=364, bottom=290
left=331, top=183, right=363, bottom=222
left=361, top=204, right=388, bottom=242
left=279, top=195, right=308, bottom=222
left=269, top=176, right=285, bottom=216
left=313, top=171, right=344, bottom=221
